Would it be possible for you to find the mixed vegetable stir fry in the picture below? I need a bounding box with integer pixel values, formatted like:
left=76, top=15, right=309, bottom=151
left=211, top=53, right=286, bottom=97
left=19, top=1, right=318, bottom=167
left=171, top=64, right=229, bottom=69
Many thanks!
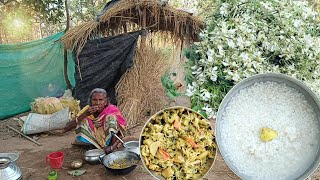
left=109, top=158, right=139, bottom=169
left=141, top=107, right=216, bottom=180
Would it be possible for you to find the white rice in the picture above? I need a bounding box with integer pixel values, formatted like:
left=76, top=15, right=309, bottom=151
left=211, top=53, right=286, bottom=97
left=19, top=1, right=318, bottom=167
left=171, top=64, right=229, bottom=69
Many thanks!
left=220, top=82, right=320, bottom=180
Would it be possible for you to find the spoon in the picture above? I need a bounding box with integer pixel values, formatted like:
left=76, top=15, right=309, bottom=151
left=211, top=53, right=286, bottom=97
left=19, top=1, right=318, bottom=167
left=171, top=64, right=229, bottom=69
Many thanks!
left=112, top=132, right=128, bottom=148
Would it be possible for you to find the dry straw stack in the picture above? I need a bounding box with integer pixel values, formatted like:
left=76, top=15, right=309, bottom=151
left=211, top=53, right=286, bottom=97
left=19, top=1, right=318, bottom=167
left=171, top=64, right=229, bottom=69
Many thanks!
left=116, top=42, right=170, bottom=128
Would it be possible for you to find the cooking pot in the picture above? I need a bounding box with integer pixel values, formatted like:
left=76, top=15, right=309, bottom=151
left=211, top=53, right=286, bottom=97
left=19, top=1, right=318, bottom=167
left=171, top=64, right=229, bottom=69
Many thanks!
left=0, top=153, right=22, bottom=180
left=84, top=149, right=105, bottom=165
left=99, top=150, right=140, bottom=175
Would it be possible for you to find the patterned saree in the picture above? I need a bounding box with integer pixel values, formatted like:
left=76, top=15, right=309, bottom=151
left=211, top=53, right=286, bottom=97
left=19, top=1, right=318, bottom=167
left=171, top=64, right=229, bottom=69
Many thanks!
left=75, top=104, right=127, bottom=149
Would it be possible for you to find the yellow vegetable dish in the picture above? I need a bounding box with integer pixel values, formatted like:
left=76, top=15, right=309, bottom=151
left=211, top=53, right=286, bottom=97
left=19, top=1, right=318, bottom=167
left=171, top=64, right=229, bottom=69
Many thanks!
left=140, top=107, right=217, bottom=180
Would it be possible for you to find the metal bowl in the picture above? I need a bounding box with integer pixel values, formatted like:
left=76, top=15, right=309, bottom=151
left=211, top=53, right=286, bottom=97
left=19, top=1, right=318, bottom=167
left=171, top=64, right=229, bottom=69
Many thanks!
left=100, top=150, right=140, bottom=175
left=139, top=106, right=217, bottom=180
left=216, top=73, right=320, bottom=180
left=124, top=141, right=140, bottom=155
left=84, top=149, right=105, bottom=165
left=70, top=159, right=83, bottom=169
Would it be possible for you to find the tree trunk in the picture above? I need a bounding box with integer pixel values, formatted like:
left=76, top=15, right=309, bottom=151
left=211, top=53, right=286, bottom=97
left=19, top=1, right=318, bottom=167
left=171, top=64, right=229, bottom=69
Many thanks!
left=63, top=0, right=72, bottom=90
left=0, top=29, right=3, bottom=44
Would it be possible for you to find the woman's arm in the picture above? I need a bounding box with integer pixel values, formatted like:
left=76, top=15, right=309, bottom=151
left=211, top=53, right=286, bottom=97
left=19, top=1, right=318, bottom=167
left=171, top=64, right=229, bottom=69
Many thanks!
left=112, top=132, right=123, bottom=149
left=63, top=109, right=89, bottom=132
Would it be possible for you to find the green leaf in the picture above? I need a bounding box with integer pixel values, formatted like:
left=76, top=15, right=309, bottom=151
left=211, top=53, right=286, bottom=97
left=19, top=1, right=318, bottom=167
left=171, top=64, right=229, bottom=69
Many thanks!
left=68, top=170, right=86, bottom=177
left=161, top=71, right=181, bottom=100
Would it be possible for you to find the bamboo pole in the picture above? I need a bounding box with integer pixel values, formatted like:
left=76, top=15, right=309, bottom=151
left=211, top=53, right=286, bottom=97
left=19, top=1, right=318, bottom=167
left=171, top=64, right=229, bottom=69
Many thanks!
left=7, top=125, right=42, bottom=146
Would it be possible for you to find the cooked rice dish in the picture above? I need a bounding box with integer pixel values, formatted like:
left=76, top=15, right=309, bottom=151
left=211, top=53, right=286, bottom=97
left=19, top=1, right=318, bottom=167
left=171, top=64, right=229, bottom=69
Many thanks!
left=140, top=108, right=216, bottom=180
left=220, top=82, right=320, bottom=180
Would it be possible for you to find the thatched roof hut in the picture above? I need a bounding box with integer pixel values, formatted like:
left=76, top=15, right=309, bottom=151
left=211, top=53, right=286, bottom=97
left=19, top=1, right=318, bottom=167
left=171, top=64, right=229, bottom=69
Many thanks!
left=61, top=0, right=204, bottom=128
left=62, top=0, right=204, bottom=54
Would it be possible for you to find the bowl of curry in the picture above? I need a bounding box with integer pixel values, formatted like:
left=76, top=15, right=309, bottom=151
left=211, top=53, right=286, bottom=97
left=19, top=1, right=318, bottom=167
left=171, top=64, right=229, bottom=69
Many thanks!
left=139, top=106, right=217, bottom=180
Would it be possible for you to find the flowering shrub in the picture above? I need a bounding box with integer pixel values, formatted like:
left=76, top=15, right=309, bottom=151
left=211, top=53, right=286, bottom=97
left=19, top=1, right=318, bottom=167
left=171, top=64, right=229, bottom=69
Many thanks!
left=185, top=0, right=320, bottom=118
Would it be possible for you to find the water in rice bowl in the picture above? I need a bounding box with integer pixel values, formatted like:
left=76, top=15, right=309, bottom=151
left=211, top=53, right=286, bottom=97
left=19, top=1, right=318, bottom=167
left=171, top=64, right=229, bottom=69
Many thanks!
left=219, top=80, right=320, bottom=180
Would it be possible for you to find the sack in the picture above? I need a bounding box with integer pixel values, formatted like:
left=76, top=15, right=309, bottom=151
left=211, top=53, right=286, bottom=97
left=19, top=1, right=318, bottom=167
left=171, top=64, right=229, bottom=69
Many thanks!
left=22, top=108, right=69, bottom=135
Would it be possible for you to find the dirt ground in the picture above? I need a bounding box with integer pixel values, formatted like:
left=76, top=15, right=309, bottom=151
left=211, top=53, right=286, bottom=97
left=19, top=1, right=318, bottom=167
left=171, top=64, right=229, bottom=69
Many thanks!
left=1, top=97, right=320, bottom=180
left=0, top=118, right=238, bottom=180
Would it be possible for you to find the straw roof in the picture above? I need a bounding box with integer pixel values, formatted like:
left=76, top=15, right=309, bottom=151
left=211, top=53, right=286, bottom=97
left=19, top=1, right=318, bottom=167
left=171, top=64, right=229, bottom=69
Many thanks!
left=62, top=0, right=204, bottom=54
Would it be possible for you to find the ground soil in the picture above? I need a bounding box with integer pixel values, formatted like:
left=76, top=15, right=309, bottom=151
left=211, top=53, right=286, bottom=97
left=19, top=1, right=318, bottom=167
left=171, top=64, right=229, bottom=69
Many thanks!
left=1, top=97, right=320, bottom=180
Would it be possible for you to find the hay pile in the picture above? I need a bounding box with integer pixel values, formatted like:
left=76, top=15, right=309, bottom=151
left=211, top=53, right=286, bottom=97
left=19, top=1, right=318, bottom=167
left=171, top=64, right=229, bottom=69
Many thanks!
left=116, top=43, right=170, bottom=128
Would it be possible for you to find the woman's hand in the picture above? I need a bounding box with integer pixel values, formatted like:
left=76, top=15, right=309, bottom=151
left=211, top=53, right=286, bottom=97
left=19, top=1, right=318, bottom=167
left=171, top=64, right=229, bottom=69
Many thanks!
left=88, top=106, right=99, bottom=115
left=63, top=120, right=77, bottom=132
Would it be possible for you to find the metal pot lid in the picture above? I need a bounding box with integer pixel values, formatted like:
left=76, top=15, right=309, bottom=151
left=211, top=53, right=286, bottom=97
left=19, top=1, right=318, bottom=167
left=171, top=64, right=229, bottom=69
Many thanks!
left=0, top=163, right=22, bottom=180
left=0, top=153, right=19, bottom=163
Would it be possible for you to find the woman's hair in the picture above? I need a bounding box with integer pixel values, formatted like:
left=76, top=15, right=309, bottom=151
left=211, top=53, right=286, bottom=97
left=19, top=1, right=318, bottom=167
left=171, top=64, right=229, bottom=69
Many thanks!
left=88, top=88, right=108, bottom=105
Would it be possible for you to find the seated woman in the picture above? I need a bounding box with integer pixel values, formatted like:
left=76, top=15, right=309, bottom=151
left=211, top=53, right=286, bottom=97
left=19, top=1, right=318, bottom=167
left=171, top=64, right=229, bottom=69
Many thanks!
left=63, top=88, right=126, bottom=154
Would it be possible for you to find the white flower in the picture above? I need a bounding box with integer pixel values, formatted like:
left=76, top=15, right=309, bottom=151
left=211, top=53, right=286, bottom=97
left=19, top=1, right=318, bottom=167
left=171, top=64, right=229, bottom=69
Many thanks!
left=200, top=89, right=211, bottom=101
left=227, top=39, right=236, bottom=48
left=202, top=104, right=215, bottom=119
left=217, top=45, right=225, bottom=56
left=232, top=73, right=241, bottom=82
left=186, top=84, right=196, bottom=97
left=207, top=56, right=214, bottom=63
left=197, top=73, right=206, bottom=85
left=222, top=61, right=229, bottom=66
left=220, top=3, right=229, bottom=16
left=191, top=65, right=198, bottom=70
left=293, top=19, right=302, bottom=28
left=240, top=52, right=249, bottom=61
left=185, top=0, right=320, bottom=117
left=207, top=49, right=214, bottom=57
left=260, top=2, right=273, bottom=10
left=192, top=81, right=198, bottom=87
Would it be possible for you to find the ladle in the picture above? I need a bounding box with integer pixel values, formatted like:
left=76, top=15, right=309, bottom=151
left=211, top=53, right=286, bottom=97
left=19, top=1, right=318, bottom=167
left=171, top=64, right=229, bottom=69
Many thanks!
left=112, top=132, right=128, bottom=148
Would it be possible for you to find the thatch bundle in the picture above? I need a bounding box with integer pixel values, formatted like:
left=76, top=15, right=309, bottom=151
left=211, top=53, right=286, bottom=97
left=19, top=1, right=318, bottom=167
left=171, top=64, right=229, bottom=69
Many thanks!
left=62, top=0, right=203, bottom=54
left=116, top=43, right=170, bottom=128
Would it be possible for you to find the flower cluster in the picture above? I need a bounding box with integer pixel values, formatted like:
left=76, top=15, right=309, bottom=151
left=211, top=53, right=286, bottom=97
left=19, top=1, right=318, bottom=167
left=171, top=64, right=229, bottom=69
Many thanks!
left=185, top=0, right=320, bottom=118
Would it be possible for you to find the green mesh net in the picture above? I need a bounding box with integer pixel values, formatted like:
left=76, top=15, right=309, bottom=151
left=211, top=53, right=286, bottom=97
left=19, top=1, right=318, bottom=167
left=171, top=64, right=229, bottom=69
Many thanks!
left=0, top=32, right=75, bottom=119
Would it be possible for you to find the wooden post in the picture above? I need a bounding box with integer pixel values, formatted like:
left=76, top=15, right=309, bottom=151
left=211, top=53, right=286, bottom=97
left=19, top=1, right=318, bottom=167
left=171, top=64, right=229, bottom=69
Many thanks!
left=63, top=0, right=72, bottom=90
left=0, top=29, right=2, bottom=44
left=141, top=7, right=147, bottom=47
left=185, top=24, right=191, bottom=48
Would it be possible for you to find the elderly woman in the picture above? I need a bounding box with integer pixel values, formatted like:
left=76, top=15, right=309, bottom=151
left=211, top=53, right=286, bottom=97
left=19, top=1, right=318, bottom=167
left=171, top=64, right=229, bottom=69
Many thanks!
left=64, top=88, right=126, bottom=153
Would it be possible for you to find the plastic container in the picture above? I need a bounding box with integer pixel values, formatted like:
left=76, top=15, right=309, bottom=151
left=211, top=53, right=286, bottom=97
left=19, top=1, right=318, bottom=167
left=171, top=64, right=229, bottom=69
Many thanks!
left=48, top=170, right=58, bottom=180
left=46, top=152, right=64, bottom=169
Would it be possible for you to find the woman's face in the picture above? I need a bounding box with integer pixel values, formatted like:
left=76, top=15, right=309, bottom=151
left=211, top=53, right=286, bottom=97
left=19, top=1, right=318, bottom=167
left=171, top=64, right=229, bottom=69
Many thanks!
left=91, top=92, right=108, bottom=112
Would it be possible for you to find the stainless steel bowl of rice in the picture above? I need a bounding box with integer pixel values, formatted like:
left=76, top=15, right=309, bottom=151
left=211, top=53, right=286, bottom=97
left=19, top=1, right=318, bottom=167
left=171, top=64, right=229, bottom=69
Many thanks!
left=216, top=73, right=320, bottom=180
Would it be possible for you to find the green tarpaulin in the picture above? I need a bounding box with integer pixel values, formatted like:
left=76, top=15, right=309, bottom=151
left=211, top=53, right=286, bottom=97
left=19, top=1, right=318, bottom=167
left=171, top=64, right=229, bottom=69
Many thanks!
left=0, top=32, right=75, bottom=119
